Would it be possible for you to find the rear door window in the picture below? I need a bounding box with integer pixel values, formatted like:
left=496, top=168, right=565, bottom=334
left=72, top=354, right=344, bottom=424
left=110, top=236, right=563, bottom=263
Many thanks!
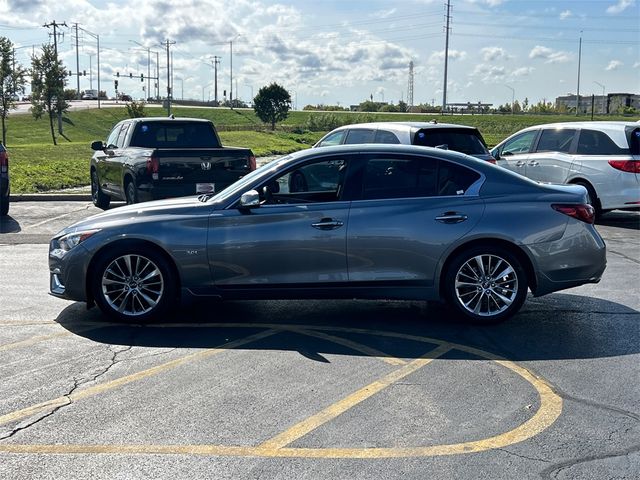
left=344, top=129, right=376, bottom=144
left=374, top=130, right=401, bottom=144
left=535, top=129, right=576, bottom=153
left=412, top=128, right=488, bottom=155
left=361, top=155, right=480, bottom=200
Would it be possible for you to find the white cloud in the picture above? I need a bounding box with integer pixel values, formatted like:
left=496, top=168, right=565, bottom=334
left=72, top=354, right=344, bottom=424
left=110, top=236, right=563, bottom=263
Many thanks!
left=606, top=60, right=623, bottom=71
left=634, top=62, right=640, bottom=68
left=429, top=49, right=467, bottom=64
left=560, top=10, right=572, bottom=19
left=511, top=67, right=534, bottom=77
left=529, top=45, right=571, bottom=64
left=606, top=0, right=636, bottom=14
left=481, top=47, right=509, bottom=62
left=470, top=63, right=506, bottom=83
left=465, top=0, right=506, bottom=7
left=372, top=8, right=397, bottom=18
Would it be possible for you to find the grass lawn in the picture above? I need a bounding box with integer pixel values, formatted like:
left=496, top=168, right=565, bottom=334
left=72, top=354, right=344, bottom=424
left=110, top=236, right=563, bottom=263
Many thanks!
left=5, top=105, right=635, bottom=193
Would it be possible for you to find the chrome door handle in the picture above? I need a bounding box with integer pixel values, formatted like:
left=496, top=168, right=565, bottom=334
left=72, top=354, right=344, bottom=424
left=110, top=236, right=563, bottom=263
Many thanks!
left=435, top=213, right=468, bottom=224
left=515, top=161, right=526, bottom=167
left=528, top=161, right=539, bottom=166
left=311, top=218, right=344, bottom=230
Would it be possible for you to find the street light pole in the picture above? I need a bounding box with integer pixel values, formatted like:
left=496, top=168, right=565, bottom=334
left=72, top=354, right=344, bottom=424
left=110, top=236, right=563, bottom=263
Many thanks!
left=594, top=81, right=605, bottom=114
left=504, top=84, right=515, bottom=113
left=229, top=34, right=241, bottom=108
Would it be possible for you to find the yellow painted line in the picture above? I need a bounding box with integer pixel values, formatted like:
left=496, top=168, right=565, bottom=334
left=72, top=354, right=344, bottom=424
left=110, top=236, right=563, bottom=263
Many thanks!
left=0, top=329, right=279, bottom=427
left=0, top=324, right=564, bottom=458
left=0, top=331, right=72, bottom=352
left=286, top=327, right=407, bottom=366
left=259, top=343, right=452, bottom=450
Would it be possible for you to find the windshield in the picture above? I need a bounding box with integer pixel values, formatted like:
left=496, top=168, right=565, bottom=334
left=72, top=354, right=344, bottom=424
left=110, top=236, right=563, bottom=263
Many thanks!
left=207, top=155, right=293, bottom=204
left=413, top=128, right=489, bottom=155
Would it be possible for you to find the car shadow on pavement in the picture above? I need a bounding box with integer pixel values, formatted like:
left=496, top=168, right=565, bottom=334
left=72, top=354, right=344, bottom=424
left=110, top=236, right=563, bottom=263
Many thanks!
left=597, top=211, right=640, bottom=230
left=55, top=292, right=640, bottom=363
left=0, top=214, right=21, bottom=233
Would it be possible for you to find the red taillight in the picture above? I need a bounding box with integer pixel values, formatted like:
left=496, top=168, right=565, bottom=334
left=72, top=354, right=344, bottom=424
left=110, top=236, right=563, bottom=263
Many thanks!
left=146, top=155, right=159, bottom=179
left=248, top=155, right=256, bottom=171
left=608, top=160, right=640, bottom=173
left=552, top=204, right=595, bottom=224
left=487, top=156, right=497, bottom=164
left=0, top=151, right=7, bottom=174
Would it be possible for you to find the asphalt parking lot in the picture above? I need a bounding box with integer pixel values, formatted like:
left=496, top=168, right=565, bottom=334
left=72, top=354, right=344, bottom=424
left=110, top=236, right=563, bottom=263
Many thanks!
left=0, top=201, right=639, bottom=479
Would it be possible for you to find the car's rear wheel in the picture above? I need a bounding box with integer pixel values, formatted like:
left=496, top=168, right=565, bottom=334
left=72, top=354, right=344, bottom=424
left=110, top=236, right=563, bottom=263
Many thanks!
left=92, top=246, right=176, bottom=323
left=574, top=180, right=602, bottom=219
left=125, top=180, right=138, bottom=205
left=91, top=170, right=110, bottom=210
left=444, top=246, right=528, bottom=324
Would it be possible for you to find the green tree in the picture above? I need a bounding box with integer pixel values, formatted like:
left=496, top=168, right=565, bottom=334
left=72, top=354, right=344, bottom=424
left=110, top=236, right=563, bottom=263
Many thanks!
left=253, top=83, right=291, bottom=130
left=30, top=44, right=69, bottom=145
left=125, top=100, right=147, bottom=118
left=0, top=37, right=27, bottom=145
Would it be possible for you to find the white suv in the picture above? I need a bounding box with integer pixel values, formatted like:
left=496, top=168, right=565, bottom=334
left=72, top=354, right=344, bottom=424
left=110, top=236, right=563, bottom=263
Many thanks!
left=491, top=121, right=640, bottom=216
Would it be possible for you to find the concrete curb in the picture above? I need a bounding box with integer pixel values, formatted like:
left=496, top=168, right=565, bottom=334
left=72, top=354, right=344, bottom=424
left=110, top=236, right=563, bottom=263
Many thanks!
left=10, top=193, right=92, bottom=202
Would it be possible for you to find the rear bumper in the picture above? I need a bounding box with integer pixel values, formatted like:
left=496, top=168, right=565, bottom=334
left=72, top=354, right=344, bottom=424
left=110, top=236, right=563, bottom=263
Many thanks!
left=527, top=222, right=606, bottom=297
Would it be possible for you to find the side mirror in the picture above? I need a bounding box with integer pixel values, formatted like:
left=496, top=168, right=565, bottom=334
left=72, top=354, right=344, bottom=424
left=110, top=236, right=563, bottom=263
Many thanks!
left=91, top=140, right=105, bottom=151
left=239, top=190, right=260, bottom=209
left=491, top=149, right=500, bottom=160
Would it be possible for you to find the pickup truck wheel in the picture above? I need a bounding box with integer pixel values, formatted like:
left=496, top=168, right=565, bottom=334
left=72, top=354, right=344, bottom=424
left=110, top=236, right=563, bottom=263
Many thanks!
left=92, top=246, right=176, bottom=323
left=125, top=180, right=138, bottom=205
left=91, top=170, right=110, bottom=210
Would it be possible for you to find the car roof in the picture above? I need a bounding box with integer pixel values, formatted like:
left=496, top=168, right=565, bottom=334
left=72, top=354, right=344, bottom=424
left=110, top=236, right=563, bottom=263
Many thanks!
left=518, top=121, right=639, bottom=132
left=127, top=117, right=212, bottom=123
left=328, top=121, right=479, bottom=133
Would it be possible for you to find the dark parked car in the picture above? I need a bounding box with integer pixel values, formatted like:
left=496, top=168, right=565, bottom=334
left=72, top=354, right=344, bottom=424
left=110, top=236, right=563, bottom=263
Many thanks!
left=50, top=144, right=606, bottom=324
left=314, top=121, right=495, bottom=162
left=0, top=143, right=9, bottom=216
left=90, top=117, right=256, bottom=208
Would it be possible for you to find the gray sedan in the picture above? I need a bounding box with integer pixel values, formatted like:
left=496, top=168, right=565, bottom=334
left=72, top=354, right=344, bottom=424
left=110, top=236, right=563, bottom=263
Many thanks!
left=49, top=144, right=606, bottom=324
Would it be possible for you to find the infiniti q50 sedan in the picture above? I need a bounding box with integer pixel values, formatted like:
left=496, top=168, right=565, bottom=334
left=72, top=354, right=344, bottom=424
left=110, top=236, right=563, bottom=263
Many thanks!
left=49, top=144, right=606, bottom=324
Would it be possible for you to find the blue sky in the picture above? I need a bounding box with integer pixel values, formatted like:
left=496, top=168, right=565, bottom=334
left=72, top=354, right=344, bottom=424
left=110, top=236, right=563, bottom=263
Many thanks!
left=1, top=0, right=638, bottom=108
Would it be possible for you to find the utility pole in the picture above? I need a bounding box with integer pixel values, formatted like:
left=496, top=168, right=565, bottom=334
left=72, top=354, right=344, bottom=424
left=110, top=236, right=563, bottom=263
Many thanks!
left=230, top=40, right=233, bottom=107
left=212, top=55, right=221, bottom=104
left=164, top=39, right=175, bottom=115
left=442, top=0, right=451, bottom=114
left=576, top=31, right=582, bottom=116
left=43, top=20, right=67, bottom=134
left=79, top=26, right=100, bottom=109
left=131, top=41, right=151, bottom=101
left=407, top=61, right=414, bottom=111
left=74, top=23, right=80, bottom=99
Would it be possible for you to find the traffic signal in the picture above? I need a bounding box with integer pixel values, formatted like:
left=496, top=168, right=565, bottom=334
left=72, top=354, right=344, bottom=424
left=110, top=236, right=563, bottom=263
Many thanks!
left=83, top=70, right=86, bottom=76
left=140, top=74, right=144, bottom=82
left=114, top=80, right=118, bottom=89
left=116, top=72, right=120, bottom=77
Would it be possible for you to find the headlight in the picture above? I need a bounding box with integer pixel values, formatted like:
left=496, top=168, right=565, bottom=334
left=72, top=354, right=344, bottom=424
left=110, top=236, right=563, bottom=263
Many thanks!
left=50, top=229, right=101, bottom=259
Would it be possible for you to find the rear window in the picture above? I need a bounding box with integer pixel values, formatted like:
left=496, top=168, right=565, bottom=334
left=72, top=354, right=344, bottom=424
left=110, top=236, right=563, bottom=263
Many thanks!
left=627, top=127, right=640, bottom=155
left=577, top=129, right=629, bottom=155
left=130, top=121, right=221, bottom=148
left=412, top=128, right=488, bottom=155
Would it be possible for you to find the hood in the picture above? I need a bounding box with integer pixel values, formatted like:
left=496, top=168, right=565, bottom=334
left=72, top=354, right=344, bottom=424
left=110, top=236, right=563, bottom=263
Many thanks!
left=54, top=196, right=206, bottom=237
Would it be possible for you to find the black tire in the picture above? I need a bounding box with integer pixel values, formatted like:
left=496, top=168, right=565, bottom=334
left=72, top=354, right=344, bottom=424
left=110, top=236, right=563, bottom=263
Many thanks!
left=125, top=180, right=138, bottom=205
left=574, top=180, right=603, bottom=220
left=91, top=170, right=110, bottom=210
left=443, top=246, right=528, bottom=324
left=1, top=185, right=9, bottom=216
left=92, top=246, right=177, bottom=323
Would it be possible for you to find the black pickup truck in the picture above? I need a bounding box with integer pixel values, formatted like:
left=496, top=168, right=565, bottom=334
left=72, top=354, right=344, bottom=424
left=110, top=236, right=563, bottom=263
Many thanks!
left=90, top=117, right=256, bottom=209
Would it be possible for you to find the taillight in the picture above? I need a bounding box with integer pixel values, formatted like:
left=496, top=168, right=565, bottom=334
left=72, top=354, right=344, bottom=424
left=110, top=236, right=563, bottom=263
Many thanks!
left=248, top=155, right=256, bottom=171
left=0, top=150, right=7, bottom=174
left=146, top=155, right=159, bottom=180
left=487, top=156, right=497, bottom=164
left=552, top=204, right=595, bottom=224
left=608, top=160, right=640, bottom=173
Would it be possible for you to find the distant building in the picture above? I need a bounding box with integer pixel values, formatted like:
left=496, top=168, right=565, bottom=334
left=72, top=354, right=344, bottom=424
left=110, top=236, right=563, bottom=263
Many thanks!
left=555, top=93, right=639, bottom=114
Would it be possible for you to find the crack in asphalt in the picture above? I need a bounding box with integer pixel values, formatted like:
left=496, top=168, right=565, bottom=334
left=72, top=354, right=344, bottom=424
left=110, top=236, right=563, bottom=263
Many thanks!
left=0, top=344, right=132, bottom=441
left=540, top=443, right=640, bottom=479
left=608, top=249, right=640, bottom=266
left=496, top=447, right=550, bottom=463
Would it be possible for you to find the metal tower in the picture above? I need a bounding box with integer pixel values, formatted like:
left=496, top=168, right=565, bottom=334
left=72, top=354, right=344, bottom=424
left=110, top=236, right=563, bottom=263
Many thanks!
left=407, top=61, right=414, bottom=111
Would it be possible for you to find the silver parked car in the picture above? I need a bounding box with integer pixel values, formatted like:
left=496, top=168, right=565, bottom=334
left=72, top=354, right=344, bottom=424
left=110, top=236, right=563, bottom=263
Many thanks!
left=49, top=144, right=606, bottom=324
left=314, top=121, right=496, bottom=162
left=491, top=121, right=640, bottom=216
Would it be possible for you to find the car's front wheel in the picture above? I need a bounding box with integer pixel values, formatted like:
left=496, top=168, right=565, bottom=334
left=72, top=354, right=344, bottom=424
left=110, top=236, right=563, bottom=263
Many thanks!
left=92, top=246, right=177, bottom=323
left=444, top=246, right=528, bottom=324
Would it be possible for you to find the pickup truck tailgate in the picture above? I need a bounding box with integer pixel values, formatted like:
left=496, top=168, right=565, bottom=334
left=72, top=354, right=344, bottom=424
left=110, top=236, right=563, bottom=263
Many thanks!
left=153, top=148, right=253, bottom=195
